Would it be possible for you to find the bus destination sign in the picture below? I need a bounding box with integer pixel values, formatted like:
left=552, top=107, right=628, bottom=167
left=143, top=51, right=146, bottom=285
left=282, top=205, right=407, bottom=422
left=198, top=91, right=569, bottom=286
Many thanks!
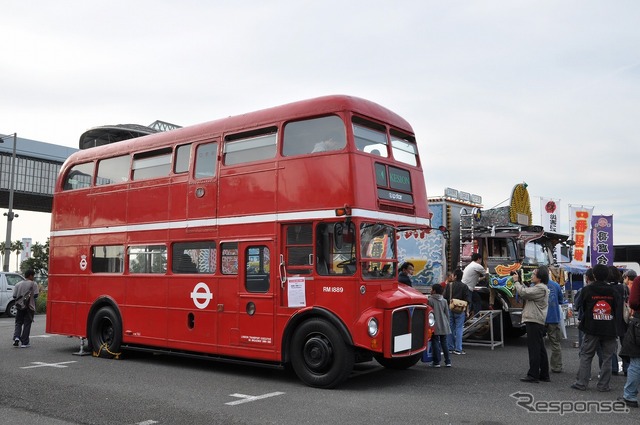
left=378, top=188, right=413, bottom=204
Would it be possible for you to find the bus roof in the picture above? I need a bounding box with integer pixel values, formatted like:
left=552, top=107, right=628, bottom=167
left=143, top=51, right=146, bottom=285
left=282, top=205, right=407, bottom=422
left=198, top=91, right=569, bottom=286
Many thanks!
left=67, top=95, right=414, bottom=163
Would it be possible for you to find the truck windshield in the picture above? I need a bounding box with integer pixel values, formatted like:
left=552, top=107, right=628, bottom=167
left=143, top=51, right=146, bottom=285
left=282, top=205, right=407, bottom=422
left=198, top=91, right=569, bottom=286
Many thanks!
left=360, top=223, right=396, bottom=279
left=524, top=241, right=550, bottom=265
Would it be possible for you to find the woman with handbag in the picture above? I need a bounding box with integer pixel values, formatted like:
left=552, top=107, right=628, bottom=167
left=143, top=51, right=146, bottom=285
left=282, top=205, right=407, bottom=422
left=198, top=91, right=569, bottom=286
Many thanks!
left=444, top=269, right=470, bottom=355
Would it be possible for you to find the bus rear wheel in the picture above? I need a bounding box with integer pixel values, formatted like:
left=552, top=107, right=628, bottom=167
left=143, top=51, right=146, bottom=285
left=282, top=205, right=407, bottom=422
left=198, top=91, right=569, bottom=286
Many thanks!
left=290, top=318, right=354, bottom=389
left=89, top=307, right=122, bottom=359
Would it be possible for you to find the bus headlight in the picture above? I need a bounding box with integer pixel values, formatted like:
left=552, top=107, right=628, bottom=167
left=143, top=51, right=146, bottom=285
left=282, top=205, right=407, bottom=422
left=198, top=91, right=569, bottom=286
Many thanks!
left=428, top=311, right=436, bottom=327
left=367, top=318, right=379, bottom=337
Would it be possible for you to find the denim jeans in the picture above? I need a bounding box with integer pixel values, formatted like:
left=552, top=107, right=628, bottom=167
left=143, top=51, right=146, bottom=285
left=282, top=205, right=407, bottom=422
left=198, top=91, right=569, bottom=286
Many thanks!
left=448, top=311, right=465, bottom=352
left=623, top=357, right=640, bottom=402
left=431, top=334, right=451, bottom=365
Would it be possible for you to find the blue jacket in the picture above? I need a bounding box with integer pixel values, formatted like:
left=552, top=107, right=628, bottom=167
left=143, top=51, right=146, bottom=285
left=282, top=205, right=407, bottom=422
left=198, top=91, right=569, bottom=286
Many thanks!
left=545, top=280, right=564, bottom=324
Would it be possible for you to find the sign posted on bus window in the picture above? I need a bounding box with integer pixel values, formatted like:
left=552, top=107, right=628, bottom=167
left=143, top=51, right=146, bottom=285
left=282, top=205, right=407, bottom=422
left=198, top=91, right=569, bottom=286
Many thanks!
left=287, top=277, right=306, bottom=307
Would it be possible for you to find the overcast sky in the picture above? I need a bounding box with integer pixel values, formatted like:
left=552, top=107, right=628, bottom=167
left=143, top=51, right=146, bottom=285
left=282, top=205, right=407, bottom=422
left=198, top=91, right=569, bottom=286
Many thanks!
left=2, top=1, right=640, bottom=255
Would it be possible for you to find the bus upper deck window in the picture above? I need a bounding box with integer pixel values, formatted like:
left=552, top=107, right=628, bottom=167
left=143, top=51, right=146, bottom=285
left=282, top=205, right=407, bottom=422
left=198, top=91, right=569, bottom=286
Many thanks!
left=96, top=155, right=131, bottom=186
left=132, top=149, right=172, bottom=181
left=174, top=143, right=192, bottom=174
left=195, top=142, right=217, bottom=178
left=283, top=116, right=346, bottom=156
left=391, top=133, right=418, bottom=166
left=63, top=162, right=94, bottom=190
left=224, top=132, right=276, bottom=165
left=352, top=122, right=388, bottom=158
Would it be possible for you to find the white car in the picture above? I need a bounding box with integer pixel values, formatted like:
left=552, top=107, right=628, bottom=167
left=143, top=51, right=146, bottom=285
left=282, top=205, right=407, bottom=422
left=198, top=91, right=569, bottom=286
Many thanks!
left=0, top=272, right=26, bottom=317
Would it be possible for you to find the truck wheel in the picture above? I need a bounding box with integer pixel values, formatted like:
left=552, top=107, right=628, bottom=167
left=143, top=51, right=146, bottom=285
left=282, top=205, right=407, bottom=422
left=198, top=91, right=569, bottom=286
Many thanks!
left=89, top=307, right=122, bottom=358
left=290, top=318, right=354, bottom=388
left=375, top=353, right=421, bottom=369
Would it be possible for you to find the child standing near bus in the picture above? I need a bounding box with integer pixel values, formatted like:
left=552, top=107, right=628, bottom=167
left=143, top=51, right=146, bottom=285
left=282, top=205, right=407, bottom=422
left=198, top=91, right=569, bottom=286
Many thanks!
left=428, top=283, right=452, bottom=367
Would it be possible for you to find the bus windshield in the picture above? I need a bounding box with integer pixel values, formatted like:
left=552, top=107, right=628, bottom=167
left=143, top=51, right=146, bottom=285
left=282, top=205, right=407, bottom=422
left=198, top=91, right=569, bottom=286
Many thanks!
left=360, top=223, right=396, bottom=279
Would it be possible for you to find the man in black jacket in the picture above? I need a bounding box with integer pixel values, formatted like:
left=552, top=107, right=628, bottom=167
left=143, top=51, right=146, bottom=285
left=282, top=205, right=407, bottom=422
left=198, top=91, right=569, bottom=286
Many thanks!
left=398, top=262, right=414, bottom=286
left=571, top=264, right=623, bottom=392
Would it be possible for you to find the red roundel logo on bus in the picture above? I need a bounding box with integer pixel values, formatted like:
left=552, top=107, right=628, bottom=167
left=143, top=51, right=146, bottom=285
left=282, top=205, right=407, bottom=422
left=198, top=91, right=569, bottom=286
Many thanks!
left=545, top=201, right=556, bottom=213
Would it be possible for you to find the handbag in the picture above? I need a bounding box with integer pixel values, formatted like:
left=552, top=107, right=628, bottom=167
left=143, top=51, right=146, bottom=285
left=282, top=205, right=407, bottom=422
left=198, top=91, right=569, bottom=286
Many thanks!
left=623, top=302, right=632, bottom=324
left=623, top=285, right=632, bottom=324
left=448, top=282, right=468, bottom=314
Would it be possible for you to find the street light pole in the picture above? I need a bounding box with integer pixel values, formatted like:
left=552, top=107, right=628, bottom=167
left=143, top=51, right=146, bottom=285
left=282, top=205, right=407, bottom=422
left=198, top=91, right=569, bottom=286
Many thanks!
left=1, top=133, right=18, bottom=272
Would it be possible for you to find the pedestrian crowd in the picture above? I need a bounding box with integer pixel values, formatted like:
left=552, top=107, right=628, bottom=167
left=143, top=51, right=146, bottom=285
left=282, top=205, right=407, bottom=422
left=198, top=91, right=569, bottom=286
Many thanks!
left=403, top=259, right=640, bottom=409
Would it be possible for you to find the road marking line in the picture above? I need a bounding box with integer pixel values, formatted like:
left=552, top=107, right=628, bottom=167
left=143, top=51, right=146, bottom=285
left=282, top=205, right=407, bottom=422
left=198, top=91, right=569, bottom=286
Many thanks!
left=21, top=361, right=77, bottom=369
left=226, top=392, right=285, bottom=406
left=135, top=421, right=159, bottom=425
left=31, top=335, right=52, bottom=338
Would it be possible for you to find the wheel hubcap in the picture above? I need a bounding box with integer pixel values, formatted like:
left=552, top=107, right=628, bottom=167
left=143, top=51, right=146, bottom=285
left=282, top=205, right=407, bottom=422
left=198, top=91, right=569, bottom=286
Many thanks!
left=303, top=335, right=332, bottom=371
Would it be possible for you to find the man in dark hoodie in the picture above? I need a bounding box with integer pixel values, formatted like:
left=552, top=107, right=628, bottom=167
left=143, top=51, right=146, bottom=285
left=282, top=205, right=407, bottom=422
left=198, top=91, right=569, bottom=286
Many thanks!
left=571, top=264, right=623, bottom=392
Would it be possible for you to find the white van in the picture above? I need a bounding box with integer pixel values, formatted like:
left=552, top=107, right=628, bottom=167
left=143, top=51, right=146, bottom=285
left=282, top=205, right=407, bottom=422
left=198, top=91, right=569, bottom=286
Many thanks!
left=0, top=272, right=26, bottom=317
left=615, top=262, right=640, bottom=276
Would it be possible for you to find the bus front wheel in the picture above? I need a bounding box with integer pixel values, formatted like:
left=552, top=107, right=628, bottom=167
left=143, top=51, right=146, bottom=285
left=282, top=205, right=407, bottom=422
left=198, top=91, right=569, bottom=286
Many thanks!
left=290, top=318, right=354, bottom=389
left=89, top=307, right=123, bottom=359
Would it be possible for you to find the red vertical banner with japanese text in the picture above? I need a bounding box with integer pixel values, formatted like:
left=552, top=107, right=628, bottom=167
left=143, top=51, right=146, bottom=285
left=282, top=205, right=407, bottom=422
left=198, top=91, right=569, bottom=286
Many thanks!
left=569, top=205, right=593, bottom=265
left=590, top=215, right=614, bottom=266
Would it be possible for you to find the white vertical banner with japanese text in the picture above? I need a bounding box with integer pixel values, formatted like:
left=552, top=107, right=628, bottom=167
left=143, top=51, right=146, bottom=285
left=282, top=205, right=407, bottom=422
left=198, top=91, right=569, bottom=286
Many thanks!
left=540, top=198, right=560, bottom=232
left=21, top=238, right=32, bottom=262
left=541, top=198, right=562, bottom=263
left=569, top=206, right=593, bottom=265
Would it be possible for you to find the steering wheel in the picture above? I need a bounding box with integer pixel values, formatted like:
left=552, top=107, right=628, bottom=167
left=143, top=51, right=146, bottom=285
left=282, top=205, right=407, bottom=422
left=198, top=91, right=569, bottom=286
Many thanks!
left=336, top=258, right=356, bottom=269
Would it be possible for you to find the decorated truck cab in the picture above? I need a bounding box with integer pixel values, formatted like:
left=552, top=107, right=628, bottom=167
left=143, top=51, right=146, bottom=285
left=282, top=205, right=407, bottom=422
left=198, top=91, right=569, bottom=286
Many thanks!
left=399, top=183, right=571, bottom=338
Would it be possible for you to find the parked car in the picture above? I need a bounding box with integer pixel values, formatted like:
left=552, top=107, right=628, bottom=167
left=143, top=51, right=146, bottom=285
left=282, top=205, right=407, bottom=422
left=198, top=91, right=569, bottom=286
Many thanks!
left=1, top=272, right=25, bottom=317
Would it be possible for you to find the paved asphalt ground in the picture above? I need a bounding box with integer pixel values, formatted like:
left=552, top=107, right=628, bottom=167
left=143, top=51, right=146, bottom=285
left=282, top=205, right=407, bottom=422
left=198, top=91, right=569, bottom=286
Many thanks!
left=0, top=314, right=638, bottom=425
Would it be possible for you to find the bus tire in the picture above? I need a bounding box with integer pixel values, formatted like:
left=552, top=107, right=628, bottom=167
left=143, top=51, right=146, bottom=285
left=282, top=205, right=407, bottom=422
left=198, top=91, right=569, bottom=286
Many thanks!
left=89, top=307, right=122, bottom=359
left=374, top=353, right=421, bottom=370
left=290, top=318, right=354, bottom=389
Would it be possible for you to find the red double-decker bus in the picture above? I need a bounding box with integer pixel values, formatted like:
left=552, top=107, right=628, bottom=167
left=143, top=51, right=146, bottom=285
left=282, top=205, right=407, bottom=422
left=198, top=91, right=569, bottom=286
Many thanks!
left=47, top=95, right=433, bottom=388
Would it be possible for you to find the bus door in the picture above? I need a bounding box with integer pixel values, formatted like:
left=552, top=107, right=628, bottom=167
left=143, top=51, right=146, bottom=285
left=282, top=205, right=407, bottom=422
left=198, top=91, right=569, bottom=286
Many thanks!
left=166, top=242, right=218, bottom=350
left=234, top=242, right=276, bottom=353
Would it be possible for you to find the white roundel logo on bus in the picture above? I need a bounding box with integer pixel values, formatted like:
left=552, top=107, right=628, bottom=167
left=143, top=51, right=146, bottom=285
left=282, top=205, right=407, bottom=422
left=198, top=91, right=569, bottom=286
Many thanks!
left=80, top=255, right=87, bottom=271
left=191, top=282, right=213, bottom=309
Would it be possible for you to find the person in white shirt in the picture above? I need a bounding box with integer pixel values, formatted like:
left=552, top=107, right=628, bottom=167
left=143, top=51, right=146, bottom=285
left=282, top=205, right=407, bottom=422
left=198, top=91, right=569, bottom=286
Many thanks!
left=462, top=253, right=487, bottom=315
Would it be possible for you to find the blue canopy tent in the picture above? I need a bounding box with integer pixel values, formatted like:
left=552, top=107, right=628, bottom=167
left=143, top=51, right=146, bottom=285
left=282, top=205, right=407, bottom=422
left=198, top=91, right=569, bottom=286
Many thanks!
left=560, top=262, right=588, bottom=292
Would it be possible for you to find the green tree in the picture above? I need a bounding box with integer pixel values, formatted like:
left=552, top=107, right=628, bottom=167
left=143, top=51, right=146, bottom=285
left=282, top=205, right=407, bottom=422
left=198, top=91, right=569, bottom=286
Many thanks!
left=11, top=240, right=24, bottom=272
left=21, top=239, right=49, bottom=278
left=0, top=241, right=5, bottom=269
